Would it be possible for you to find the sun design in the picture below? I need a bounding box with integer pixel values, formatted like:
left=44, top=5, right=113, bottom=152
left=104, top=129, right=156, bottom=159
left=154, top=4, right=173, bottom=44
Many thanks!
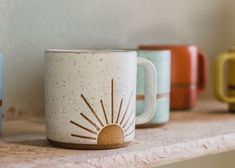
left=70, top=79, right=135, bottom=145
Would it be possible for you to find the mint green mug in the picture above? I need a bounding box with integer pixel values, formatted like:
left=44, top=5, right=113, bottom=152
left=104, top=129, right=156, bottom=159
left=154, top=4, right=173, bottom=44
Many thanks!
left=136, top=50, right=171, bottom=127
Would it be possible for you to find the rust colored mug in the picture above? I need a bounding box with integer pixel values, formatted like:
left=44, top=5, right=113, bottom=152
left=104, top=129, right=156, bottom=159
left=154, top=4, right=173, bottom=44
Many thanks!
left=139, top=45, right=207, bottom=110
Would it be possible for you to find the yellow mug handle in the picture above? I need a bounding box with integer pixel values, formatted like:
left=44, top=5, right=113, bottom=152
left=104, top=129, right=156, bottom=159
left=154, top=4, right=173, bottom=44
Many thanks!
left=215, top=53, right=235, bottom=103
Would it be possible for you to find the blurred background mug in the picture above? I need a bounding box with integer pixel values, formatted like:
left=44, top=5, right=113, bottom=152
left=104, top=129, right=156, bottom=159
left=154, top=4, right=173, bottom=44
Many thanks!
left=139, top=45, right=207, bottom=110
left=0, top=53, right=2, bottom=134
left=215, top=47, right=235, bottom=112
left=45, top=49, right=157, bottom=149
left=136, top=50, right=171, bottom=127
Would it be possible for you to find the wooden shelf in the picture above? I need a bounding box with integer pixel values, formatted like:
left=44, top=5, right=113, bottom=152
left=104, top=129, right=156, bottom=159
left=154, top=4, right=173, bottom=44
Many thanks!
left=1, top=101, right=235, bottom=168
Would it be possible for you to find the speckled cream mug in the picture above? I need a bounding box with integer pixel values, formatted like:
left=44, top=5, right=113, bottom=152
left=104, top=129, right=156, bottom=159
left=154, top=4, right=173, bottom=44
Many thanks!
left=45, top=49, right=157, bottom=149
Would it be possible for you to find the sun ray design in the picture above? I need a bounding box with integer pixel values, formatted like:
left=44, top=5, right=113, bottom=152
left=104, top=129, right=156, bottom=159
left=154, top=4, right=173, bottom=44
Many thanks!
left=115, top=98, right=123, bottom=124
left=80, top=113, right=100, bottom=131
left=124, top=117, right=135, bottom=133
left=81, top=94, right=104, bottom=127
left=125, top=129, right=135, bottom=137
left=70, top=120, right=97, bottom=135
left=122, top=110, right=133, bottom=129
left=100, top=99, right=108, bottom=125
left=119, top=91, right=133, bottom=125
left=71, top=134, right=96, bottom=140
left=111, top=79, right=114, bottom=123
left=70, top=79, right=135, bottom=145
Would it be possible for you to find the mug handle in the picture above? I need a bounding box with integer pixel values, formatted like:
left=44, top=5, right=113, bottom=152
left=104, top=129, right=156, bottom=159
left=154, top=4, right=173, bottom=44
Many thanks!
left=197, top=50, right=208, bottom=92
left=215, top=53, right=235, bottom=103
left=136, top=57, right=157, bottom=125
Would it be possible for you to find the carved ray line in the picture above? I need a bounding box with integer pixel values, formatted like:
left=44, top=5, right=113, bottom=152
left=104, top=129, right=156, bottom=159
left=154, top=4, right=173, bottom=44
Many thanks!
left=115, top=98, right=123, bottom=123
left=71, top=134, right=96, bottom=140
left=81, top=94, right=104, bottom=127
left=124, top=117, right=135, bottom=133
left=80, top=113, right=100, bottom=131
left=70, top=120, right=97, bottom=135
left=111, top=79, right=114, bottom=123
left=100, top=99, right=109, bottom=125
left=125, top=129, right=135, bottom=137
left=120, top=91, right=133, bottom=125
left=122, top=110, right=133, bottom=129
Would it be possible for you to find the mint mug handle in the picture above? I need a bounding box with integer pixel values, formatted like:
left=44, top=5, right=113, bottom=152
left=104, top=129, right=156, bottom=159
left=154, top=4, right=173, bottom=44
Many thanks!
left=136, top=57, right=157, bottom=125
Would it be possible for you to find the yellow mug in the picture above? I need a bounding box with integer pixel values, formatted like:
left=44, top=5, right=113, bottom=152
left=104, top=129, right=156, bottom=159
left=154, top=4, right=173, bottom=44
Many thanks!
left=215, top=47, right=235, bottom=111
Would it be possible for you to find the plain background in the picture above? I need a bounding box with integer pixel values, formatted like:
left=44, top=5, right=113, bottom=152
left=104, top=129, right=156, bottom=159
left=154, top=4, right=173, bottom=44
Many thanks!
left=1, top=0, right=235, bottom=117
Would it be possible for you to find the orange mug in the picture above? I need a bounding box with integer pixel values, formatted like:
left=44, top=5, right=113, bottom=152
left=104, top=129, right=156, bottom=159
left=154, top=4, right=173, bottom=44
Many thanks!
left=139, top=45, right=207, bottom=110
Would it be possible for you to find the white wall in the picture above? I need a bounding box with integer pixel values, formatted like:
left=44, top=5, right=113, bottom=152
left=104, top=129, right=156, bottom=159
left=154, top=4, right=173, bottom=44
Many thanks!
left=1, top=0, right=235, bottom=118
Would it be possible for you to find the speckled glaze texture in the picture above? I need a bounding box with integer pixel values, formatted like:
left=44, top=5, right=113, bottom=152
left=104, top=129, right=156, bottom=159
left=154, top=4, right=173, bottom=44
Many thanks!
left=45, top=50, right=157, bottom=149
left=136, top=51, right=171, bottom=125
left=0, top=53, right=2, bottom=132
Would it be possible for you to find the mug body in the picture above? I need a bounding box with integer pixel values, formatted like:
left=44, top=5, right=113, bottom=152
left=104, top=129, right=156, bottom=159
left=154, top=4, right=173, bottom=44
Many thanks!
left=0, top=53, right=3, bottom=133
left=139, top=45, right=199, bottom=110
left=227, top=49, right=235, bottom=111
left=214, top=48, right=235, bottom=112
left=136, top=50, right=171, bottom=126
left=45, top=50, right=137, bottom=149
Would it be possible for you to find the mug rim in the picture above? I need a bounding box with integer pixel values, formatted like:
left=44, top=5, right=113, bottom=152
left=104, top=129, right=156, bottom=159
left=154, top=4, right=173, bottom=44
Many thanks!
left=139, top=44, right=197, bottom=49
left=137, top=49, right=171, bottom=54
left=122, top=48, right=170, bottom=53
left=45, top=49, right=137, bottom=54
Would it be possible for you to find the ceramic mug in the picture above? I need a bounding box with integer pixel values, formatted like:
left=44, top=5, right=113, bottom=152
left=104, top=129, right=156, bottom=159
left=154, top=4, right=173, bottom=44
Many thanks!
left=45, top=49, right=157, bottom=149
left=139, top=45, right=207, bottom=110
left=136, top=50, right=171, bottom=127
left=0, top=53, right=2, bottom=133
left=215, top=47, right=235, bottom=112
